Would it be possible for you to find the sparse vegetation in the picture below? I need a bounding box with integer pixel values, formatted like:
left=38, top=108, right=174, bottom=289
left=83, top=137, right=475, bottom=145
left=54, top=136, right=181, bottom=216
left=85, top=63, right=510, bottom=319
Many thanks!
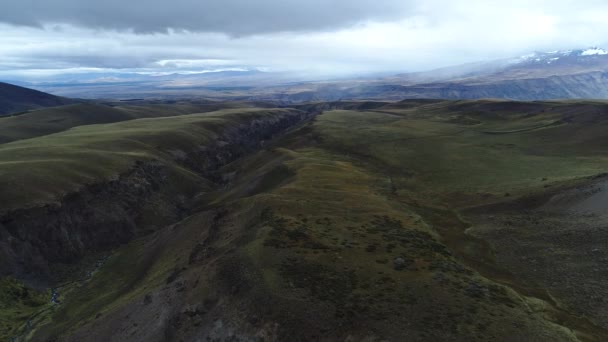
left=2, top=99, right=608, bottom=341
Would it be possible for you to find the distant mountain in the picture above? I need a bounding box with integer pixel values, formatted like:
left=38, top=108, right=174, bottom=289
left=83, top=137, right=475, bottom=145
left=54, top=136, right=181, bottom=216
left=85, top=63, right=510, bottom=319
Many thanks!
left=352, top=47, right=608, bottom=101
left=0, top=82, right=75, bottom=115
left=388, top=47, right=608, bottom=84
left=24, top=69, right=303, bottom=99
left=472, top=47, right=608, bottom=82
left=14, top=48, right=608, bottom=102
left=175, top=46, right=608, bottom=102
left=257, top=47, right=608, bottom=102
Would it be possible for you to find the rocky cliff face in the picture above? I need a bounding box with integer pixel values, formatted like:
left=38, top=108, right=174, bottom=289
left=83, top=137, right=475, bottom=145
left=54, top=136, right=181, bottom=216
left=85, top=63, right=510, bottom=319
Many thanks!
left=0, top=109, right=316, bottom=286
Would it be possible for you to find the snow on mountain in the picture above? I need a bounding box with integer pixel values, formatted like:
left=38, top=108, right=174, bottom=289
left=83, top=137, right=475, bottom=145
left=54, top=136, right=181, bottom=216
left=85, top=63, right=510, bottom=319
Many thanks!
left=581, top=47, right=608, bottom=56
left=511, top=47, right=608, bottom=65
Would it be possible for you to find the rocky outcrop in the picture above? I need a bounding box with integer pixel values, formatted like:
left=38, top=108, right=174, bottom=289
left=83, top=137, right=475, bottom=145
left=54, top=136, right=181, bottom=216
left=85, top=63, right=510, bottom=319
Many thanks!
left=0, top=109, right=317, bottom=285
left=177, top=110, right=315, bottom=178
left=0, top=162, right=172, bottom=285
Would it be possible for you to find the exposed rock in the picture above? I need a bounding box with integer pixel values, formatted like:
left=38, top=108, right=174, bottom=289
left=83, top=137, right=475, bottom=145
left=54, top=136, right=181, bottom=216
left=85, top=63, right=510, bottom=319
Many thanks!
left=465, top=282, right=488, bottom=298
left=0, top=109, right=318, bottom=285
left=393, top=257, right=408, bottom=271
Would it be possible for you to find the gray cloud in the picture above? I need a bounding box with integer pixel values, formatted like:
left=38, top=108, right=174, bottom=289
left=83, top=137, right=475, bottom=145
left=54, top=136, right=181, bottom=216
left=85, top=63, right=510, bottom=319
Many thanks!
left=0, top=0, right=412, bottom=35
left=1, top=0, right=608, bottom=80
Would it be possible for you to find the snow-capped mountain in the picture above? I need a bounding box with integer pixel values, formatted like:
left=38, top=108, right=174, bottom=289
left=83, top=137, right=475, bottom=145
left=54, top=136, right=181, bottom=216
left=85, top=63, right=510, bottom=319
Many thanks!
left=24, top=47, right=608, bottom=102
left=580, top=47, right=608, bottom=56
left=390, top=47, right=608, bottom=86
left=375, top=47, right=608, bottom=101
left=513, top=47, right=608, bottom=65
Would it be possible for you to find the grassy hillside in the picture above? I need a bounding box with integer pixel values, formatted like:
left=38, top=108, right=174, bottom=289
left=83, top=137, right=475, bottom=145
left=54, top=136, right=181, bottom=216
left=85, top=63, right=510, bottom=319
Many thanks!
left=0, top=82, right=75, bottom=115
left=0, top=107, right=303, bottom=211
left=3, top=99, right=608, bottom=341
left=315, top=101, right=608, bottom=206
left=0, top=101, right=269, bottom=144
left=0, top=105, right=310, bottom=341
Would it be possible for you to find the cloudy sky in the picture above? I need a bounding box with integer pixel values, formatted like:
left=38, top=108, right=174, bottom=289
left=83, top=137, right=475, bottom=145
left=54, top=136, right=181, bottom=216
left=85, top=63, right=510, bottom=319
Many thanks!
left=1, top=0, right=608, bottom=81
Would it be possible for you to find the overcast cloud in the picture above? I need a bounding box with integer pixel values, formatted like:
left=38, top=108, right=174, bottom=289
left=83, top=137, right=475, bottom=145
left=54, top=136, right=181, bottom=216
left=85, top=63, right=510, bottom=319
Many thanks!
left=1, top=0, right=608, bottom=80
left=0, top=0, right=412, bottom=35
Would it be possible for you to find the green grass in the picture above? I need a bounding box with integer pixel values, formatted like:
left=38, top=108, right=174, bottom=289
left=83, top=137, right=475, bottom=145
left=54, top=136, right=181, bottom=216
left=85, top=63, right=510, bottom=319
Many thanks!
left=0, top=101, right=260, bottom=144
left=231, top=142, right=579, bottom=340
left=8, top=99, right=608, bottom=341
left=226, top=102, right=608, bottom=339
left=314, top=106, right=608, bottom=207
left=0, top=278, right=49, bottom=341
left=0, top=107, right=300, bottom=211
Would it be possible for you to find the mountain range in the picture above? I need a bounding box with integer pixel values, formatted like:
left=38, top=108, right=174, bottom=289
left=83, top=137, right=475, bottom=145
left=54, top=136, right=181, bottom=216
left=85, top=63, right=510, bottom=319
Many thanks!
left=10, top=47, right=608, bottom=102
left=271, top=47, right=608, bottom=102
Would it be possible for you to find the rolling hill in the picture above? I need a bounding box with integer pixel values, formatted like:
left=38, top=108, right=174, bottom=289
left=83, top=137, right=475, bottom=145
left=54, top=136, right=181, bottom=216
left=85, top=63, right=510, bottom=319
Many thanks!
left=0, top=82, right=76, bottom=115
left=0, top=100, right=276, bottom=144
left=2, top=99, right=608, bottom=341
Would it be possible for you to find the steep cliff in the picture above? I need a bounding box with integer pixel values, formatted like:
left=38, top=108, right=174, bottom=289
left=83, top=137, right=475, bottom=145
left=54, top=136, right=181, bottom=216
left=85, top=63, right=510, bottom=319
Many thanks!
left=0, top=108, right=316, bottom=286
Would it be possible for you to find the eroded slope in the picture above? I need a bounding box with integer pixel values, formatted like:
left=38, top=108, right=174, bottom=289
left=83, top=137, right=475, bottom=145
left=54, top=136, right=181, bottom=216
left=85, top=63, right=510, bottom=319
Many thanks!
left=4, top=100, right=608, bottom=341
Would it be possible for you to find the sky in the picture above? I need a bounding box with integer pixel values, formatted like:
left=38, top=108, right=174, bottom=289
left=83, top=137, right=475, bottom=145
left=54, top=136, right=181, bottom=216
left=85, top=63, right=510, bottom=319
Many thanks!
left=1, top=0, right=608, bottom=81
